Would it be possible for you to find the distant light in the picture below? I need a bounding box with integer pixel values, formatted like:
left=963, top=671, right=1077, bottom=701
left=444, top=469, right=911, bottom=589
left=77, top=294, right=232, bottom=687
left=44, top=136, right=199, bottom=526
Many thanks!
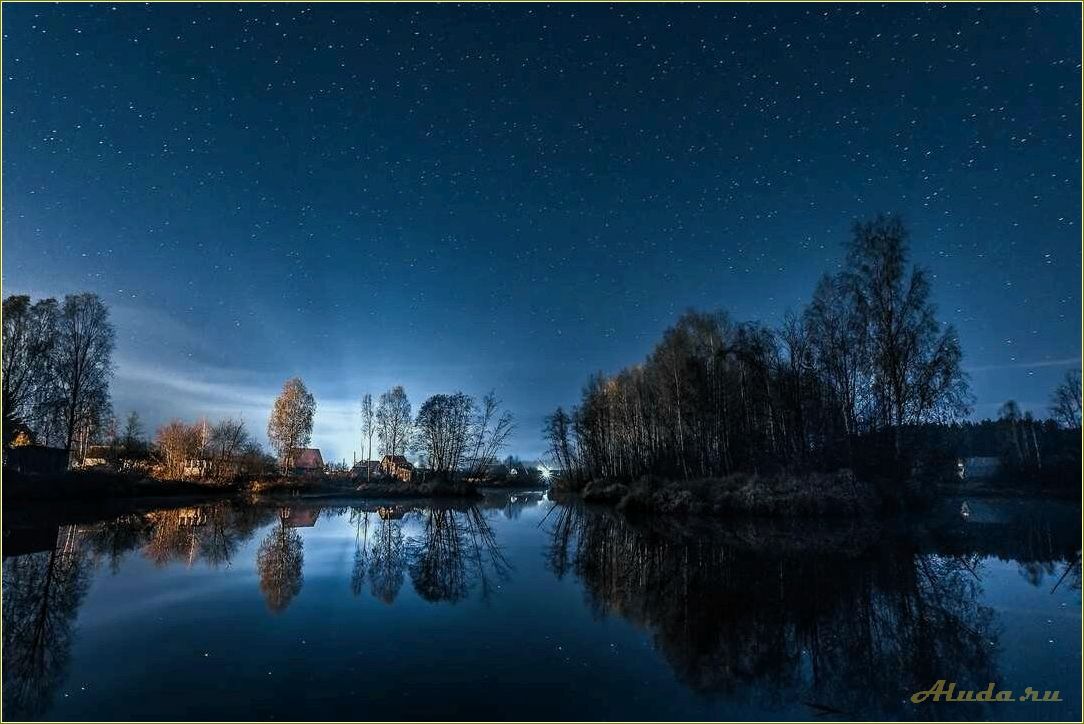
left=538, top=464, right=552, bottom=480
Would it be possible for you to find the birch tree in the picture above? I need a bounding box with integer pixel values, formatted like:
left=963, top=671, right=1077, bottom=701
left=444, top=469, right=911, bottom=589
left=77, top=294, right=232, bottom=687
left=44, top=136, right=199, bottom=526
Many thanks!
left=53, top=294, right=115, bottom=463
left=360, top=393, right=375, bottom=479
left=1050, top=370, right=1082, bottom=429
left=267, top=378, right=316, bottom=471
left=376, top=386, right=412, bottom=458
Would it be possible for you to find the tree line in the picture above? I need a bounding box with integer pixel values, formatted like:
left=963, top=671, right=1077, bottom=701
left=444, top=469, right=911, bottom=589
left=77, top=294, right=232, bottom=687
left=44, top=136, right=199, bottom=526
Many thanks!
left=261, top=378, right=515, bottom=480
left=544, top=215, right=1080, bottom=485
left=3, top=289, right=516, bottom=481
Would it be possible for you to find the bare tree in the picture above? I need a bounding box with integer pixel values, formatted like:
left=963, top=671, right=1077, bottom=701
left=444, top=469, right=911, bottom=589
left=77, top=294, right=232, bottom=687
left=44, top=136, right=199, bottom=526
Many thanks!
left=376, top=386, right=412, bottom=458
left=155, top=420, right=202, bottom=479
left=805, top=274, right=868, bottom=443
left=544, top=406, right=578, bottom=479
left=122, top=411, right=144, bottom=452
left=208, top=417, right=249, bottom=479
left=554, top=216, right=973, bottom=484
left=465, top=392, right=515, bottom=480
left=267, top=378, right=316, bottom=472
left=1050, top=370, right=1082, bottom=430
left=360, top=393, right=375, bottom=480
left=53, top=294, right=115, bottom=464
left=2, top=295, right=59, bottom=446
left=413, top=392, right=475, bottom=477
left=842, top=215, right=969, bottom=434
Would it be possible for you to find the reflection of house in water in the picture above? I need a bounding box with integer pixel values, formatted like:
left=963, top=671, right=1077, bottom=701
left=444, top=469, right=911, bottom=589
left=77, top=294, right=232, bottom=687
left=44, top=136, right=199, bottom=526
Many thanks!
left=283, top=507, right=320, bottom=528
left=4, top=524, right=62, bottom=558
left=3, top=522, right=86, bottom=559
left=146, top=507, right=207, bottom=527
left=176, top=508, right=208, bottom=527
left=377, top=505, right=406, bottom=521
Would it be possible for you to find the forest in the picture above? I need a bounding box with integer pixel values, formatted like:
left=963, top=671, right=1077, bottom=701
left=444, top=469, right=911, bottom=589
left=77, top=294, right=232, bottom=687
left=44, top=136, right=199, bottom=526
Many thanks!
left=544, top=215, right=1082, bottom=496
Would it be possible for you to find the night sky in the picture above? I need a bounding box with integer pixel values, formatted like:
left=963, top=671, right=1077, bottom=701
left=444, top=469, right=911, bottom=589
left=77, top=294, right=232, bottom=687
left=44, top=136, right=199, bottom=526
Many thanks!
left=3, top=3, right=1080, bottom=462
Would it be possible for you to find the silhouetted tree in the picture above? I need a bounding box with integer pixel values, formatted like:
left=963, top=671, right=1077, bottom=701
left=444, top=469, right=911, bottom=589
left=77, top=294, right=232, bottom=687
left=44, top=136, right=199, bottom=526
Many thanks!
left=1050, top=369, right=1082, bottom=430
left=554, top=216, right=972, bottom=484
left=2, top=295, right=59, bottom=447
left=53, top=293, right=115, bottom=463
left=376, top=386, right=412, bottom=458
left=360, top=393, right=375, bottom=479
left=413, top=392, right=475, bottom=477
left=842, top=215, right=969, bottom=436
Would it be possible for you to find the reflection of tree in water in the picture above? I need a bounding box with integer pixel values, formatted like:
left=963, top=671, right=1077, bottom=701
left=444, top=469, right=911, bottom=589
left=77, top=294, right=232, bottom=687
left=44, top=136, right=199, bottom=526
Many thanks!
left=545, top=504, right=1007, bottom=720
left=80, top=513, right=153, bottom=573
left=79, top=502, right=275, bottom=571
left=349, top=508, right=370, bottom=597
left=255, top=510, right=304, bottom=613
left=2, top=528, right=91, bottom=720
left=407, top=506, right=509, bottom=603
left=496, top=492, right=544, bottom=521
left=368, top=516, right=407, bottom=604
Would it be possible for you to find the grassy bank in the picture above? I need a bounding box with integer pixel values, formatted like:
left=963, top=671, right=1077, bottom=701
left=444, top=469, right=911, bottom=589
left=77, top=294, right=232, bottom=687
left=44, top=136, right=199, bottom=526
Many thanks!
left=2, top=468, right=484, bottom=504
left=560, top=469, right=882, bottom=518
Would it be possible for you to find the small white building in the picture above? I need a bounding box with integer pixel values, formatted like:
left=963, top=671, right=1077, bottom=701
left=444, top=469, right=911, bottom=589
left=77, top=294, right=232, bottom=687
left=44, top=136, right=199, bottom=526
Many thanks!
left=957, top=456, right=1000, bottom=480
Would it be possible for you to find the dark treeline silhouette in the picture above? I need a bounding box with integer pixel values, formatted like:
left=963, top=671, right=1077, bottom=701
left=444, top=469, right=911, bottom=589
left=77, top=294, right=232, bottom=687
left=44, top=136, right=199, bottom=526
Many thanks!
left=545, top=216, right=1079, bottom=491
left=931, top=406, right=1080, bottom=489
left=544, top=501, right=1079, bottom=720
left=2, top=293, right=115, bottom=463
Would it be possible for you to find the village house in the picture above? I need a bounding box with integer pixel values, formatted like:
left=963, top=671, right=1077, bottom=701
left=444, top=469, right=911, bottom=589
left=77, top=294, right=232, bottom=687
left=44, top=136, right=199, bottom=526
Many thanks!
left=352, top=459, right=381, bottom=479
left=182, top=458, right=214, bottom=479
left=4, top=444, right=69, bottom=475
left=291, top=448, right=325, bottom=476
left=80, top=445, right=113, bottom=468
left=379, top=454, right=414, bottom=482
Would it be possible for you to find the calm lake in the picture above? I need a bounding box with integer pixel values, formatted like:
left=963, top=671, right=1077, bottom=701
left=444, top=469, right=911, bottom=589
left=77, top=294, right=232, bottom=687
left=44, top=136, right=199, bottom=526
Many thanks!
left=3, top=489, right=1080, bottom=722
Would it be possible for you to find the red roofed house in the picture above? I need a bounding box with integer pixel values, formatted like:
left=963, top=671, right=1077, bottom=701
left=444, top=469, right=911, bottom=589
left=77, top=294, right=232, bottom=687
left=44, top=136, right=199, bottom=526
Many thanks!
left=290, top=448, right=324, bottom=476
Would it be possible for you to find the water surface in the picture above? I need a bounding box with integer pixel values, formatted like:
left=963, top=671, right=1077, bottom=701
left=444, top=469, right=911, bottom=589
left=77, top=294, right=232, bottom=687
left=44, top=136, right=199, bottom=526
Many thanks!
left=3, top=491, right=1080, bottom=721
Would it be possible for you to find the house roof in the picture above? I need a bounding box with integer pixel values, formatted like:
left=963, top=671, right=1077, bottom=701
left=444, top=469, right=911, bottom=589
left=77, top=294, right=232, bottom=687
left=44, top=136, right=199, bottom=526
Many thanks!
left=293, top=448, right=323, bottom=468
left=382, top=454, right=413, bottom=468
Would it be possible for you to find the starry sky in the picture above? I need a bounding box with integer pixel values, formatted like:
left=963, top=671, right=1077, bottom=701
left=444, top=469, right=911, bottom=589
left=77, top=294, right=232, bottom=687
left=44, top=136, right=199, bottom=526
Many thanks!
left=3, top=2, right=1081, bottom=463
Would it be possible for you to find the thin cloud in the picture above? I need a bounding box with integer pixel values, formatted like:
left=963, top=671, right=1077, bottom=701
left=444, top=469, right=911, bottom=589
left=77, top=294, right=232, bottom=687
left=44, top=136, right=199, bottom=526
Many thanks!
left=965, top=357, right=1081, bottom=373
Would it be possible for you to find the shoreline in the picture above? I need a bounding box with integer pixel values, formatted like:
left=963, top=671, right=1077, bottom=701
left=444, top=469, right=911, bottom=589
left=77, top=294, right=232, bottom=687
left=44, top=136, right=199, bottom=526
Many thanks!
left=550, top=469, right=1082, bottom=518
left=1, top=468, right=503, bottom=506
left=4, top=467, right=1078, bottom=522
